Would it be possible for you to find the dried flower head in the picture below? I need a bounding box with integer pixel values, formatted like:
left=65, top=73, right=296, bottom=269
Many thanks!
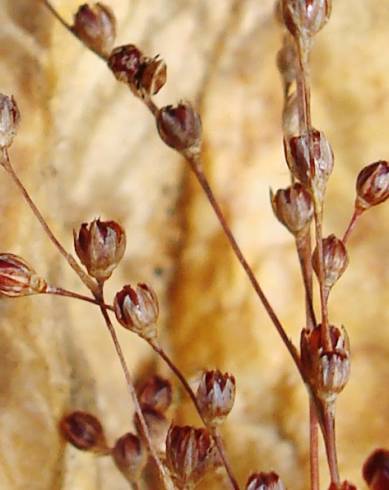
left=74, top=218, right=126, bottom=281
left=271, top=183, right=313, bottom=236
left=72, top=3, right=116, bottom=55
left=140, top=56, right=167, bottom=96
left=157, top=101, right=202, bottom=154
left=0, top=94, right=20, bottom=149
left=281, top=0, right=332, bottom=39
left=196, top=370, right=236, bottom=426
left=134, top=406, right=169, bottom=453
left=112, top=433, right=147, bottom=484
left=355, top=160, right=389, bottom=211
left=166, top=425, right=221, bottom=488
left=363, top=449, right=389, bottom=490
left=312, top=234, right=349, bottom=293
left=60, top=411, right=108, bottom=454
left=300, top=324, right=350, bottom=403
left=246, top=472, right=286, bottom=490
left=0, top=253, right=47, bottom=297
left=114, top=283, right=159, bottom=340
left=138, top=374, right=173, bottom=413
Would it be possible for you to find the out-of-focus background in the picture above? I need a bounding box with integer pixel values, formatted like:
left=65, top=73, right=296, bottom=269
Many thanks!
left=0, top=1, right=388, bottom=489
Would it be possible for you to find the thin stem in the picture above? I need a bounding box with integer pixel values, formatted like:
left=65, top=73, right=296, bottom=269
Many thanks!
left=1, top=149, right=99, bottom=295
left=149, top=341, right=240, bottom=490
left=323, top=406, right=340, bottom=486
left=309, top=400, right=320, bottom=490
left=45, top=286, right=114, bottom=310
left=95, top=287, right=174, bottom=490
left=342, top=207, right=363, bottom=244
left=295, top=231, right=316, bottom=330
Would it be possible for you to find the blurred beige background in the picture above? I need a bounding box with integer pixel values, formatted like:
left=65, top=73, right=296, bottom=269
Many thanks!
left=0, top=0, right=388, bottom=489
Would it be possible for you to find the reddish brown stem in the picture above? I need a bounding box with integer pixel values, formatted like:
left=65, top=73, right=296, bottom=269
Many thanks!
left=323, top=406, right=340, bottom=486
left=342, top=208, right=363, bottom=244
left=45, top=286, right=114, bottom=310
left=309, top=401, right=320, bottom=490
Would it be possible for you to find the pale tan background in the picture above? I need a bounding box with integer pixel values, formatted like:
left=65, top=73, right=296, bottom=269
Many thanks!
left=0, top=1, right=388, bottom=489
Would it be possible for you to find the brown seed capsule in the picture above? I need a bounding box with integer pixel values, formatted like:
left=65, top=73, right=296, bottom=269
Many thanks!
left=108, top=44, right=144, bottom=86
left=166, top=425, right=221, bottom=488
left=114, top=283, right=159, bottom=340
left=60, top=411, right=108, bottom=454
left=285, top=129, right=334, bottom=200
left=112, top=433, right=147, bottom=483
left=328, top=482, right=357, bottom=490
left=138, top=375, right=173, bottom=413
left=246, top=472, right=286, bottom=490
left=0, top=253, right=47, bottom=297
left=196, top=370, right=236, bottom=426
left=355, top=161, right=389, bottom=211
left=300, top=324, right=350, bottom=403
left=312, top=234, right=349, bottom=292
left=0, top=94, right=20, bottom=149
left=74, top=218, right=126, bottom=282
left=140, top=56, right=167, bottom=96
left=363, top=449, right=389, bottom=490
left=271, top=183, right=313, bottom=236
left=134, top=407, right=169, bottom=453
left=156, top=101, right=202, bottom=153
left=281, top=0, right=332, bottom=39
left=72, top=3, right=116, bottom=56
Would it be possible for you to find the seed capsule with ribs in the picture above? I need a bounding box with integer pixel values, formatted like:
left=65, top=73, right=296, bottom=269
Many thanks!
left=0, top=253, right=47, bottom=297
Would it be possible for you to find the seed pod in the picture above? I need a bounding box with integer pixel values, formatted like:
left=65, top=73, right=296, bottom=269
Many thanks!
left=60, top=411, right=108, bottom=454
left=281, top=0, right=332, bottom=39
left=140, top=56, right=167, bottom=96
left=300, top=324, right=350, bottom=403
left=166, top=425, right=221, bottom=488
left=108, top=44, right=144, bottom=85
left=138, top=375, right=173, bottom=413
left=112, top=433, right=147, bottom=483
left=134, top=407, right=169, bottom=453
left=328, top=482, right=357, bottom=490
left=312, top=234, right=349, bottom=292
left=285, top=129, right=334, bottom=200
left=0, top=253, right=47, bottom=297
left=246, top=472, right=286, bottom=490
left=271, top=183, right=313, bottom=236
left=72, top=3, right=116, bottom=55
left=114, top=283, right=159, bottom=340
left=0, top=94, right=20, bottom=148
left=196, top=370, right=236, bottom=426
left=74, top=218, right=126, bottom=282
left=363, top=449, right=389, bottom=490
left=355, top=161, right=389, bottom=211
left=156, top=101, right=202, bottom=153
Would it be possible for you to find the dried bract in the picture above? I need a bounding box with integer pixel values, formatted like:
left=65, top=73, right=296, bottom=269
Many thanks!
left=134, top=406, right=169, bottom=453
left=271, top=183, right=313, bottom=236
left=312, top=234, right=349, bottom=292
left=246, top=472, right=286, bottom=490
left=281, top=0, right=332, bottom=39
left=74, top=218, right=126, bottom=281
left=60, top=411, right=108, bottom=453
left=166, top=425, right=221, bottom=488
left=196, top=370, right=236, bottom=426
left=140, top=56, right=167, bottom=96
left=355, top=161, right=389, bottom=211
left=0, top=253, right=47, bottom=297
left=138, top=374, right=173, bottom=413
left=112, top=433, right=147, bottom=483
left=72, top=3, right=116, bottom=55
left=157, top=101, right=202, bottom=154
left=114, top=283, right=159, bottom=340
left=0, top=94, right=20, bottom=149
left=363, top=448, right=389, bottom=490
left=301, top=324, right=350, bottom=403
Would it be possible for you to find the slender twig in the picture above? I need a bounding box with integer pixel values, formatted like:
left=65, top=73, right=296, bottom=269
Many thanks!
left=45, top=285, right=114, bottom=310
left=342, top=208, right=363, bottom=244
left=323, top=406, right=340, bottom=485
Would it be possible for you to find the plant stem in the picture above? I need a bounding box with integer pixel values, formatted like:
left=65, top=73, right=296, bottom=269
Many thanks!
left=323, top=405, right=340, bottom=486
left=342, top=208, right=363, bottom=244
left=45, top=285, right=114, bottom=310
left=149, top=340, right=240, bottom=490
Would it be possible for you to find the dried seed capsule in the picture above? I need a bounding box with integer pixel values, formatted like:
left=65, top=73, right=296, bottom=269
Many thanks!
left=300, top=324, right=350, bottom=403
left=312, top=234, right=349, bottom=292
left=355, top=161, right=389, bottom=211
left=72, top=3, right=116, bottom=55
left=156, top=101, right=202, bottom=153
left=112, top=433, right=147, bottom=483
left=138, top=375, right=173, bottom=413
left=134, top=407, right=169, bottom=453
left=74, top=218, right=126, bottom=282
left=114, top=283, right=159, bottom=340
left=363, top=449, right=389, bottom=490
left=246, top=472, right=286, bottom=490
left=0, top=253, right=47, bottom=297
left=140, top=56, right=167, bottom=96
left=328, top=482, right=357, bottom=490
left=0, top=94, right=20, bottom=148
left=281, top=0, right=332, bottom=39
left=108, top=44, right=144, bottom=86
left=60, top=411, right=108, bottom=454
left=196, top=370, right=236, bottom=426
left=285, top=129, right=334, bottom=200
left=166, top=425, right=221, bottom=488
left=271, top=183, right=313, bottom=236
